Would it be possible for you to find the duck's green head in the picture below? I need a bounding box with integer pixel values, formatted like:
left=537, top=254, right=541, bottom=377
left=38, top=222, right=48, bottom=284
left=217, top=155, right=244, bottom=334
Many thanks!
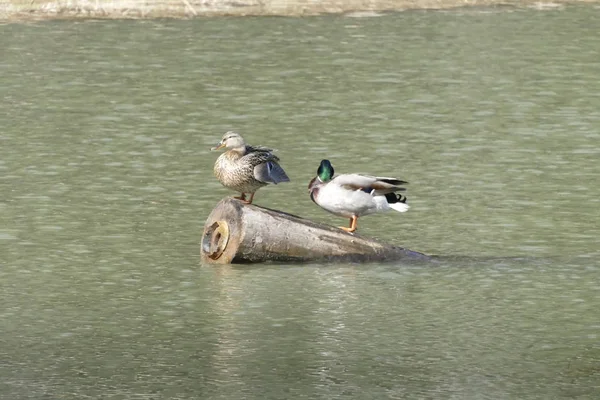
left=317, top=159, right=334, bottom=182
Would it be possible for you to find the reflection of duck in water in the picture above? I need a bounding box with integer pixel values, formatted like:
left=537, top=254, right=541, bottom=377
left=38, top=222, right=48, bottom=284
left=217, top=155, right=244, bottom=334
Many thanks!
left=211, top=131, right=290, bottom=204
left=308, top=160, right=409, bottom=233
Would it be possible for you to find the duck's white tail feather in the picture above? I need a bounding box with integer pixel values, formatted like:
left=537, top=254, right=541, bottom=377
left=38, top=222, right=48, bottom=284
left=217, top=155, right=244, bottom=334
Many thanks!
left=389, top=202, right=410, bottom=213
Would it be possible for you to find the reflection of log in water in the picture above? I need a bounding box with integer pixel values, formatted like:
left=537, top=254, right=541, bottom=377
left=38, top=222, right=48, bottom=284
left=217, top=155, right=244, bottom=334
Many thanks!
left=201, top=198, right=430, bottom=264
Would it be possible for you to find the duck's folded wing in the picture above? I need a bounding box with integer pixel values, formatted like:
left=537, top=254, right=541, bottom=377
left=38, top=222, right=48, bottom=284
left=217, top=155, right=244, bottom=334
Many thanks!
left=254, top=161, right=290, bottom=184
left=247, top=144, right=275, bottom=154
left=336, top=173, right=407, bottom=195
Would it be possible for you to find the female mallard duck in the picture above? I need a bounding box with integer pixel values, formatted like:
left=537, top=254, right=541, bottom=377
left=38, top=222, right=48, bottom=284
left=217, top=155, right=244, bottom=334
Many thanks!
left=211, top=131, right=290, bottom=204
left=308, top=159, right=409, bottom=233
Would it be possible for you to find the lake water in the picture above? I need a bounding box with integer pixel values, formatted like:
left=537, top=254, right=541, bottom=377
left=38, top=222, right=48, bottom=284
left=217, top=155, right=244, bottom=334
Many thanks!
left=1, top=5, right=599, bottom=399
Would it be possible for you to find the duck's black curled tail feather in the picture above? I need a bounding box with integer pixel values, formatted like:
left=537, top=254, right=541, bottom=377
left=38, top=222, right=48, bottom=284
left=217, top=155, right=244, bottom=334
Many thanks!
left=385, top=192, right=408, bottom=204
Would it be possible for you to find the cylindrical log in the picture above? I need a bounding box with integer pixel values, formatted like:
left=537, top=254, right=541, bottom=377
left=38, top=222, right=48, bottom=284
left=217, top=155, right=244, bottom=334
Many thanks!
left=201, top=198, right=431, bottom=264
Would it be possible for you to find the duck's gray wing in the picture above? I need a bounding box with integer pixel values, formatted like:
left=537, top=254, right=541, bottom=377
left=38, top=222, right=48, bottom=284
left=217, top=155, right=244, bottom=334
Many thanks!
left=335, top=173, right=407, bottom=195
left=254, top=160, right=290, bottom=184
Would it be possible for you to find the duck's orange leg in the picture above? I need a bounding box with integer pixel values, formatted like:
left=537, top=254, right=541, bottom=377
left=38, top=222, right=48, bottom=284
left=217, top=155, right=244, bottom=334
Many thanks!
left=339, top=216, right=358, bottom=233
left=233, top=193, right=247, bottom=202
left=246, top=192, right=255, bottom=204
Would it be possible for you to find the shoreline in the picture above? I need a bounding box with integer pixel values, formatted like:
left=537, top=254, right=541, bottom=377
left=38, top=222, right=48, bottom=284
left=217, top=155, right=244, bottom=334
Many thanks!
left=0, top=0, right=596, bottom=21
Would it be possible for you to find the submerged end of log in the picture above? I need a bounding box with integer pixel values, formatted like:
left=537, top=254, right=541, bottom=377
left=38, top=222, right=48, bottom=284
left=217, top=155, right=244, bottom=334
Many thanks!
left=201, top=198, right=431, bottom=264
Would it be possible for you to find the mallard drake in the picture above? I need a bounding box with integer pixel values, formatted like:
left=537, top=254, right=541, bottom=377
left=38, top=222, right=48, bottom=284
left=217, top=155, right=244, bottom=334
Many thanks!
left=211, top=131, right=290, bottom=204
left=308, top=159, right=409, bottom=233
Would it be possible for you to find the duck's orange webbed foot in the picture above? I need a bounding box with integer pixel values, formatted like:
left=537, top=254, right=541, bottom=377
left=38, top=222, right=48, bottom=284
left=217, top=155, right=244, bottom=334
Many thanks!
left=233, top=193, right=245, bottom=201
left=233, top=193, right=254, bottom=204
left=339, top=216, right=358, bottom=233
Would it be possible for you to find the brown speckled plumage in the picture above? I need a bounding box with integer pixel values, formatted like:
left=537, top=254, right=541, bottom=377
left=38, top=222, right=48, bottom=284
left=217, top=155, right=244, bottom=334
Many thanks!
left=211, top=132, right=289, bottom=203
left=214, top=146, right=275, bottom=193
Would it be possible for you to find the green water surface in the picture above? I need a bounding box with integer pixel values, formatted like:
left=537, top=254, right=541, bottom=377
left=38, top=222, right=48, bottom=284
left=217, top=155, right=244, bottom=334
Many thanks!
left=1, top=6, right=599, bottom=399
